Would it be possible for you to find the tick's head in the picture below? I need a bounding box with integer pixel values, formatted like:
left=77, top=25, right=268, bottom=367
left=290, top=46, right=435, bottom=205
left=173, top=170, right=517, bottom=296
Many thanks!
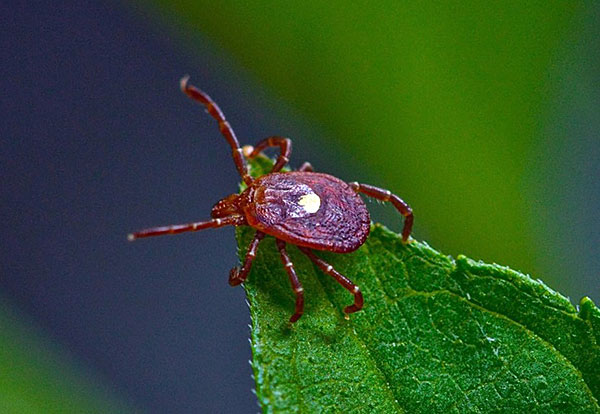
left=211, top=194, right=242, bottom=218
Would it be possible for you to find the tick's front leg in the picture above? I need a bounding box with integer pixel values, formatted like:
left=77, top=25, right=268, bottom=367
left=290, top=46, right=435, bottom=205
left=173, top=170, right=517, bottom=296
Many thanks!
left=248, top=136, right=292, bottom=173
left=128, top=215, right=245, bottom=241
left=180, top=76, right=253, bottom=186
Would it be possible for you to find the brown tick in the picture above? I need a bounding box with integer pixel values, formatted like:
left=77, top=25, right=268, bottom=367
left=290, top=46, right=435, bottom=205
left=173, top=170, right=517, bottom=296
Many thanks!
left=129, top=77, right=413, bottom=323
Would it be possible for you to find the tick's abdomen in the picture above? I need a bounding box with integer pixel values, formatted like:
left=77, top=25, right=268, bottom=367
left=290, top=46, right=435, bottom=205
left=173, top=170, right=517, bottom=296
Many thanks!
left=243, top=172, right=370, bottom=253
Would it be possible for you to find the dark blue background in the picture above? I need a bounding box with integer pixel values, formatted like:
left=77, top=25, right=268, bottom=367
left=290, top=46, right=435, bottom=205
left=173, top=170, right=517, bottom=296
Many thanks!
left=0, top=1, right=347, bottom=412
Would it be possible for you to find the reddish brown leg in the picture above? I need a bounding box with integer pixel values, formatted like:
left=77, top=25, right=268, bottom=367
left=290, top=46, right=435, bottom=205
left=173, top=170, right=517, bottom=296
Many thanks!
left=229, top=231, right=266, bottom=286
left=349, top=182, right=413, bottom=242
left=128, top=215, right=245, bottom=241
left=298, top=162, right=314, bottom=172
left=248, top=136, right=292, bottom=173
left=180, top=76, right=252, bottom=186
left=298, top=247, right=363, bottom=315
left=276, top=239, right=304, bottom=323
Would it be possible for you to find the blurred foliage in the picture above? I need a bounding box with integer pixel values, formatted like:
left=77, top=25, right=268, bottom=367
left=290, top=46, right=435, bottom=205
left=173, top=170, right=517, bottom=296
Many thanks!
left=0, top=300, right=131, bottom=413
left=239, top=155, right=600, bottom=413
left=149, top=0, right=585, bottom=289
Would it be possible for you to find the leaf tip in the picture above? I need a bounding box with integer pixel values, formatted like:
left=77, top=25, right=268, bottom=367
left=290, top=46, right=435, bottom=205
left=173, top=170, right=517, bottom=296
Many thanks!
left=579, top=296, right=599, bottom=320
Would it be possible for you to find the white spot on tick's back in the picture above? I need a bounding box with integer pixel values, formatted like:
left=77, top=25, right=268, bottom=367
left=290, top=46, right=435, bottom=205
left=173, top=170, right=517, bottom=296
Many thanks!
left=298, top=192, right=321, bottom=214
left=264, top=182, right=321, bottom=219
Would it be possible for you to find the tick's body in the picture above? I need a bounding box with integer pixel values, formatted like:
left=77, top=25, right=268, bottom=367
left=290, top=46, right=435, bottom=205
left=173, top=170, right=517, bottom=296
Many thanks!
left=242, top=172, right=370, bottom=253
left=129, top=77, right=413, bottom=323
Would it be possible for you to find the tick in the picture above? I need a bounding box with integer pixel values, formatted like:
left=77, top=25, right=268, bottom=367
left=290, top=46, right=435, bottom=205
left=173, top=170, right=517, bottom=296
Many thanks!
left=129, top=77, right=413, bottom=323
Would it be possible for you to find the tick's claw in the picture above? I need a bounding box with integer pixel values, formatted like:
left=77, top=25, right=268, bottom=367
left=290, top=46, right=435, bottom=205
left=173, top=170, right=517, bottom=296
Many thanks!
left=289, top=313, right=302, bottom=323
left=228, top=267, right=243, bottom=286
left=344, top=305, right=361, bottom=314
left=179, top=75, right=190, bottom=92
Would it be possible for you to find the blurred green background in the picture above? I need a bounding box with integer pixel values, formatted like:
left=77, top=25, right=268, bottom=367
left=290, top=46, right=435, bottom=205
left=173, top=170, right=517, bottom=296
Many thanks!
left=2, top=1, right=597, bottom=412
left=153, top=1, right=598, bottom=299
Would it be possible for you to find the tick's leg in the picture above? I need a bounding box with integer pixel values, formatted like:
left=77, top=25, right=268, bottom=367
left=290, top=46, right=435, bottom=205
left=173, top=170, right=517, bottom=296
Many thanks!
left=128, top=215, right=246, bottom=241
left=229, top=231, right=266, bottom=286
left=248, top=136, right=292, bottom=173
left=180, top=76, right=252, bottom=186
left=276, top=239, right=304, bottom=323
left=298, top=162, right=314, bottom=172
left=349, top=182, right=413, bottom=242
left=298, top=247, right=363, bottom=315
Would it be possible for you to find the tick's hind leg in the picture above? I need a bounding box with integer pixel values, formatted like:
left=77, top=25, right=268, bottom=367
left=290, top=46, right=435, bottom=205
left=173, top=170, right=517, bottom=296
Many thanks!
left=298, top=247, right=363, bottom=315
left=229, top=231, right=265, bottom=286
left=276, top=239, right=304, bottom=323
left=248, top=136, right=292, bottom=173
left=349, top=182, right=413, bottom=242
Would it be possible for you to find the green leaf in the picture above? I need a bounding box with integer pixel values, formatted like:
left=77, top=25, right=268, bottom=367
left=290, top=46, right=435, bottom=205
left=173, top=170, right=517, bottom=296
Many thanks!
left=237, top=158, right=600, bottom=413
